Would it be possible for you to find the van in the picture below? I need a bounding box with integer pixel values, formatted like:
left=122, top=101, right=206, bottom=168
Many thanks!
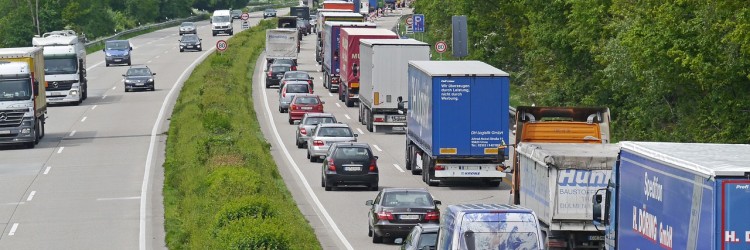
left=211, top=10, right=233, bottom=36
left=436, top=204, right=543, bottom=250
left=103, top=40, right=132, bottom=66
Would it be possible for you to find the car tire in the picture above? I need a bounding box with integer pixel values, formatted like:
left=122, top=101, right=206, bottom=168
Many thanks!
left=296, top=138, right=303, bottom=148
left=368, top=226, right=373, bottom=237
left=324, top=183, right=331, bottom=191
left=372, top=232, right=382, bottom=243
left=288, top=118, right=294, bottom=125
left=369, top=183, right=378, bottom=191
left=105, top=63, right=110, bottom=67
left=309, top=155, right=316, bottom=162
left=127, top=60, right=131, bottom=66
left=307, top=150, right=311, bottom=159
left=180, top=49, right=184, bottom=52
left=278, top=106, right=283, bottom=113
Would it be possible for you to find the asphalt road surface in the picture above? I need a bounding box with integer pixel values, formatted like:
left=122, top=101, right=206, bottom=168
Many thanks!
left=0, top=9, right=287, bottom=250
left=252, top=8, right=513, bottom=250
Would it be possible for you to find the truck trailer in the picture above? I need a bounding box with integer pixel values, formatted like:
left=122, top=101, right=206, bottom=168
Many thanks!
left=0, top=47, right=47, bottom=148
left=265, top=28, right=299, bottom=74
left=593, top=142, right=750, bottom=250
left=32, top=30, right=88, bottom=105
left=338, top=28, right=398, bottom=107
left=320, top=22, right=375, bottom=92
left=403, top=61, right=510, bottom=185
left=322, top=0, right=355, bottom=11
left=516, top=143, right=620, bottom=249
left=358, top=39, right=429, bottom=132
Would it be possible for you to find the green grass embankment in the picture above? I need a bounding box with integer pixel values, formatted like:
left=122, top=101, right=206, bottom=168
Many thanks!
left=163, top=19, right=322, bottom=249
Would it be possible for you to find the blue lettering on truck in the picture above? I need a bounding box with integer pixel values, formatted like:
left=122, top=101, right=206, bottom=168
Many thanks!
left=721, top=180, right=750, bottom=249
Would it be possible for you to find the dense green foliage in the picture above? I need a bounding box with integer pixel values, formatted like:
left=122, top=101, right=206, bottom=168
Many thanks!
left=413, top=0, right=750, bottom=143
left=163, top=19, right=322, bottom=249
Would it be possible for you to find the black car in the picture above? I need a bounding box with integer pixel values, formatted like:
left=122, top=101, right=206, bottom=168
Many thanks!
left=263, top=9, right=277, bottom=18
left=265, top=64, right=292, bottom=88
left=366, top=188, right=441, bottom=244
left=178, top=34, right=202, bottom=52
left=122, top=66, right=156, bottom=92
left=267, top=58, right=298, bottom=71
left=397, top=223, right=439, bottom=250
left=297, top=18, right=310, bottom=36
left=231, top=10, right=242, bottom=19
left=321, top=142, right=378, bottom=191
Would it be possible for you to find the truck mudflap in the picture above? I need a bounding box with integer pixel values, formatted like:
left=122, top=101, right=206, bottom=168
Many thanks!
left=433, top=163, right=506, bottom=178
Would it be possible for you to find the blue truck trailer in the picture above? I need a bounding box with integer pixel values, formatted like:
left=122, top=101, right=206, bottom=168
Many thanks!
left=593, top=142, right=750, bottom=250
left=321, top=21, right=375, bottom=92
left=403, top=61, right=510, bottom=186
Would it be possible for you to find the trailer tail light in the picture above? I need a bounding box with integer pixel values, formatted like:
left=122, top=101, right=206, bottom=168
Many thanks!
left=377, top=211, right=394, bottom=221
left=496, top=165, right=506, bottom=171
left=300, top=128, right=307, bottom=135
left=327, top=157, right=336, bottom=171
left=425, top=211, right=440, bottom=221
left=547, top=239, right=567, bottom=248
left=313, top=140, right=324, bottom=146
left=374, top=115, right=385, bottom=122
left=435, top=165, right=445, bottom=171
left=369, top=159, right=378, bottom=172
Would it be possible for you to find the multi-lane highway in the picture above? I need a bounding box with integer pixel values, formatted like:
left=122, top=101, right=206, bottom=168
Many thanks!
left=253, top=8, right=513, bottom=250
left=0, top=9, right=286, bottom=249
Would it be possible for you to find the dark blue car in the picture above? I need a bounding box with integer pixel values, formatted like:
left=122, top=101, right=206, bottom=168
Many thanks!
left=104, top=40, right=132, bottom=67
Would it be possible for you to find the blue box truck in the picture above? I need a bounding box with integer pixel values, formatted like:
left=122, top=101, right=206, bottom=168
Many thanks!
left=402, top=61, right=510, bottom=186
left=593, top=142, right=750, bottom=250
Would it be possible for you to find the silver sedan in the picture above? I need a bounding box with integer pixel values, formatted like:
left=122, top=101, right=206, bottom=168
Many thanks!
left=306, top=123, right=358, bottom=162
left=296, top=113, right=337, bottom=148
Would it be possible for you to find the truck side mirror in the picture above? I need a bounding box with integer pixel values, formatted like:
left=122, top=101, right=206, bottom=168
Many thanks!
left=592, top=188, right=609, bottom=225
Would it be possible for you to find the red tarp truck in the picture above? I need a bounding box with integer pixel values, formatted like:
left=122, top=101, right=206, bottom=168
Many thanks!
left=338, top=28, right=398, bottom=107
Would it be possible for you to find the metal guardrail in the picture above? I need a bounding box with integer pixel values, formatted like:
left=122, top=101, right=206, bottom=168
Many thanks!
left=84, top=15, right=205, bottom=49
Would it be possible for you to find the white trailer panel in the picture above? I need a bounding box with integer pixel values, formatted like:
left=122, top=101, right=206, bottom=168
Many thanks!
left=265, top=29, right=298, bottom=59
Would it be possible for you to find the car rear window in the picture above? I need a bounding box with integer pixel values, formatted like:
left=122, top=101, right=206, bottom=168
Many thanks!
left=286, top=84, right=309, bottom=93
left=334, top=147, right=370, bottom=160
left=305, top=117, right=335, bottom=125
left=272, top=65, right=290, bottom=72
left=458, top=213, right=540, bottom=250
left=317, top=127, right=352, bottom=137
left=286, top=72, right=308, bottom=79
left=381, top=192, right=433, bottom=207
left=294, top=97, right=319, bottom=105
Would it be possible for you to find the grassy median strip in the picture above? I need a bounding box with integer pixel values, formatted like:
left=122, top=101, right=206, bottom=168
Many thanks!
left=163, top=19, right=322, bottom=249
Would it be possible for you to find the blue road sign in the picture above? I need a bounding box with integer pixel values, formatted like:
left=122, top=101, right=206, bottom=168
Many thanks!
left=413, top=14, right=425, bottom=33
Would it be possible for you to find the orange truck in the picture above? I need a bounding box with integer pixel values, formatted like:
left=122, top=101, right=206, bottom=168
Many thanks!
left=510, top=106, right=611, bottom=204
left=322, top=0, right=355, bottom=11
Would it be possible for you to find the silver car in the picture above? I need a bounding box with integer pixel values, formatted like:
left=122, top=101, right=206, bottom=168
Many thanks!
left=296, top=113, right=337, bottom=148
left=179, top=22, right=197, bottom=35
left=307, top=123, right=358, bottom=162
left=278, top=82, right=311, bottom=113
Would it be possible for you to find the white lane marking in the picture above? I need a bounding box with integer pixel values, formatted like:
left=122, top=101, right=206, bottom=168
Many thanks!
left=69, top=130, right=76, bottom=137
left=102, top=95, right=107, bottom=99
left=97, top=196, right=139, bottom=201
left=392, top=164, right=405, bottom=173
left=163, top=51, right=168, bottom=54
left=259, top=56, right=354, bottom=250
left=373, top=144, right=383, bottom=152
left=357, top=128, right=364, bottom=134
left=335, top=103, right=341, bottom=108
left=57, top=147, right=64, bottom=154
left=121, top=79, right=125, bottom=82
left=344, top=114, right=351, bottom=120
left=147, top=60, right=152, bottom=63
left=155, top=55, right=160, bottom=59
left=112, top=86, right=117, bottom=90
left=328, top=93, right=333, bottom=97
left=87, top=61, right=104, bottom=71
left=26, top=191, right=36, bottom=201
left=91, top=105, right=98, bottom=110
left=140, top=47, right=215, bottom=250
left=81, top=117, right=87, bottom=122
left=8, top=223, right=18, bottom=236
left=319, top=76, right=323, bottom=80
left=3, top=202, right=24, bottom=205
left=43, top=166, right=51, bottom=175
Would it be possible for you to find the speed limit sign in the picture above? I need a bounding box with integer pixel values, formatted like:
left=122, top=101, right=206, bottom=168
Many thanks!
left=435, top=41, right=447, bottom=53
left=216, top=40, right=228, bottom=51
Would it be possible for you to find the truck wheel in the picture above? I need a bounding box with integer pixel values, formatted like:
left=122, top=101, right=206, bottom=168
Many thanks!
left=358, top=104, right=364, bottom=124
left=82, top=84, right=88, bottom=100
left=39, top=118, right=46, bottom=139
left=346, top=96, right=354, bottom=107
left=405, top=145, right=412, bottom=170
left=366, top=109, right=374, bottom=132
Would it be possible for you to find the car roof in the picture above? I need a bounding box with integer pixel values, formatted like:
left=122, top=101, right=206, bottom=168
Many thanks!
left=181, top=22, right=194, bottom=25
left=316, top=122, right=349, bottom=128
left=304, top=113, right=335, bottom=118
left=271, top=63, right=292, bottom=67
left=382, top=187, right=430, bottom=193
left=331, top=142, right=369, bottom=148
left=285, top=71, right=308, bottom=74
left=416, top=223, right=440, bottom=232
left=129, top=65, right=150, bottom=69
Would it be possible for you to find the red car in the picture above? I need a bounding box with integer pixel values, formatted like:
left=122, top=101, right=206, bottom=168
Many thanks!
left=288, top=94, right=324, bottom=124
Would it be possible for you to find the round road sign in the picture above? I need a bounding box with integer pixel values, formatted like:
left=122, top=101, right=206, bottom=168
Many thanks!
left=216, top=40, right=228, bottom=51
left=435, top=41, right=447, bottom=53
left=241, top=13, right=249, bottom=20
left=406, top=16, right=413, bottom=26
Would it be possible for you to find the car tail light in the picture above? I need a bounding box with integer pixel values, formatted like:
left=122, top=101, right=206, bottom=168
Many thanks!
left=369, top=159, right=378, bottom=172
left=300, top=128, right=307, bottom=135
left=292, top=66, right=297, bottom=70
left=282, top=91, right=286, bottom=98
left=290, top=104, right=297, bottom=110
left=435, top=165, right=445, bottom=171
left=425, top=211, right=440, bottom=221
left=327, top=157, right=336, bottom=171
left=316, top=104, right=324, bottom=111
left=267, top=71, right=272, bottom=77
left=313, top=140, right=324, bottom=146
left=377, top=211, right=394, bottom=221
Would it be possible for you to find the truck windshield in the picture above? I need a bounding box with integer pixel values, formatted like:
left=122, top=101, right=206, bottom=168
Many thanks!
left=106, top=41, right=129, bottom=50
left=45, top=58, right=78, bottom=75
left=0, top=79, right=32, bottom=101
left=213, top=16, right=230, bottom=23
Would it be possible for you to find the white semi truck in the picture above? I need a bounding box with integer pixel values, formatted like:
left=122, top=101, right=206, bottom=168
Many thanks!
left=0, top=47, right=47, bottom=148
left=32, top=30, right=88, bottom=105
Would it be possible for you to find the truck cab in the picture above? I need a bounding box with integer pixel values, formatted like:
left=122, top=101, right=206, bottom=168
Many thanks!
left=32, top=30, right=88, bottom=105
left=0, top=47, right=47, bottom=148
left=211, top=10, right=233, bottom=36
left=436, top=204, right=544, bottom=250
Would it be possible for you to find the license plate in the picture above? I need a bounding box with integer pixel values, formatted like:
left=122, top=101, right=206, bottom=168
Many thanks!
left=49, top=98, right=63, bottom=101
left=301, top=107, right=312, bottom=110
left=588, top=235, right=605, bottom=241
left=0, top=130, right=11, bottom=135
left=114, top=59, right=121, bottom=62
left=400, top=215, right=419, bottom=220
left=390, top=116, right=406, bottom=122
left=344, top=166, right=361, bottom=171
left=460, top=166, right=481, bottom=170
left=136, top=83, right=144, bottom=86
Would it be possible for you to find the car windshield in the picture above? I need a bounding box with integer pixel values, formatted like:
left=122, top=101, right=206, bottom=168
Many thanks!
left=181, top=35, right=199, bottom=42
left=0, top=79, right=32, bottom=101
left=232, top=10, right=242, bottom=15
left=285, top=72, right=308, bottom=79
left=181, top=22, right=194, bottom=27
left=286, top=84, right=309, bottom=93
left=381, top=192, right=432, bottom=207
left=265, top=9, right=275, bottom=12
left=458, top=213, right=540, bottom=250
left=106, top=41, right=129, bottom=50
left=213, top=16, right=230, bottom=22
left=334, top=147, right=370, bottom=160
left=127, top=68, right=152, bottom=76
left=294, top=96, right=319, bottom=105
left=304, top=117, right=335, bottom=125
left=317, top=127, right=352, bottom=137
left=44, top=57, right=78, bottom=75
left=417, top=232, right=438, bottom=249
left=272, top=65, right=291, bottom=72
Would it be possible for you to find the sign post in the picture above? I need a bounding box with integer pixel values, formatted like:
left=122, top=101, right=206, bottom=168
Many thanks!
left=435, top=41, right=447, bottom=60
left=405, top=15, right=413, bottom=35
left=216, top=40, right=228, bottom=54
left=413, top=14, right=425, bottom=33
left=241, top=13, right=250, bottom=30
